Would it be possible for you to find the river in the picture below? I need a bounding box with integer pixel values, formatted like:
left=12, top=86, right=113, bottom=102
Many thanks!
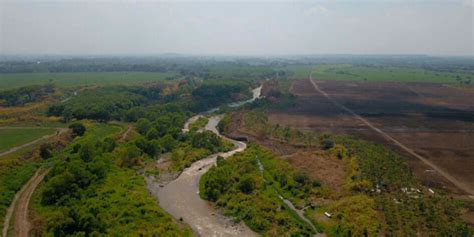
left=146, top=86, right=262, bottom=236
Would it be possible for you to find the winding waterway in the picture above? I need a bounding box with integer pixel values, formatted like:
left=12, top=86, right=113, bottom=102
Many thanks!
left=146, top=87, right=262, bottom=236
left=147, top=85, right=318, bottom=236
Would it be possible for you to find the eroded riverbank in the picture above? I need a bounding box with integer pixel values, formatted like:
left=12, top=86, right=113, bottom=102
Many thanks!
left=146, top=87, right=262, bottom=236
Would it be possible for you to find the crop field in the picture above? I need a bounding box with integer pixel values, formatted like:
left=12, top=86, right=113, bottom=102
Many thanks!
left=279, top=78, right=474, bottom=196
left=0, top=128, right=56, bottom=153
left=0, top=72, right=179, bottom=90
left=280, top=65, right=315, bottom=80
left=312, top=64, right=472, bottom=84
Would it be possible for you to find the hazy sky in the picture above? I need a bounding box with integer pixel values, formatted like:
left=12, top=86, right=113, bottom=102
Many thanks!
left=1, top=0, right=473, bottom=56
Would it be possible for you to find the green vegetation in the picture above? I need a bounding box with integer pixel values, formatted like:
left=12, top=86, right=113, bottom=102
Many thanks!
left=134, top=114, right=232, bottom=171
left=188, top=116, right=208, bottom=132
left=170, top=131, right=233, bottom=171
left=0, top=128, right=56, bottom=152
left=191, top=83, right=250, bottom=112
left=68, top=122, right=86, bottom=136
left=232, top=110, right=472, bottom=236
left=279, top=65, right=314, bottom=80
left=2, top=56, right=472, bottom=236
left=52, top=87, right=146, bottom=121
left=332, top=136, right=471, bottom=236
left=0, top=84, right=55, bottom=106
left=313, top=64, right=472, bottom=84
left=0, top=125, right=70, bottom=231
left=30, top=122, right=192, bottom=236
left=0, top=72, right=178, bottom=90
left=200, top=144, right=316, bottom=236
left=0, top=150, right=39, bottom=231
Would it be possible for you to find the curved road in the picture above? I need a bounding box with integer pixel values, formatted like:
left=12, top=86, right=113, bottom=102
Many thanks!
left=2, top=168, right=49, bottom=237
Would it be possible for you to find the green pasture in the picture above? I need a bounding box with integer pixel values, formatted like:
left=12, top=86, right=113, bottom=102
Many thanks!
left=0, top=72, right=179, bottom=90
left=312, top=64, right=472, bottom=84
left=0, top=127, right=56, bottom=153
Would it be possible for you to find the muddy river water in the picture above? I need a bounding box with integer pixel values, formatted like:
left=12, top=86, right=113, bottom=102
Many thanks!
left=146, top=87, right=262, bottom=236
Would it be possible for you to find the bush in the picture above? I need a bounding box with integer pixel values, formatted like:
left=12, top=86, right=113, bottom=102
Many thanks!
left=191, top=131, right=222, bottom=152
left=294, top=171, right=309, bottom=185
left=40, top=143, right=53, bottom=159
left=238, top=174, right=256, bottom=194
left=321, top=138, right=334, bottom=150
left=136, top=118, right=151, bottom=135
left=47, top=104, right=65, bottom=116
left=69, top=123, right=86, bottom=136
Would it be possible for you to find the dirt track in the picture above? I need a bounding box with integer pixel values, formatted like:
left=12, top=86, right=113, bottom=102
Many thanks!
left=0, top=128, right=68, bottom=158
left=309, top=73, right=474, bottom=196
left=119, top=125, right=133, bottom=142
left=2, top=168, right=49, bottom=237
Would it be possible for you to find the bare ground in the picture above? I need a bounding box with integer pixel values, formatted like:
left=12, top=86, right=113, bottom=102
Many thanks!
left=2, top=168, right=48, bottom=237
left=308, top=75, right=474, bottom=196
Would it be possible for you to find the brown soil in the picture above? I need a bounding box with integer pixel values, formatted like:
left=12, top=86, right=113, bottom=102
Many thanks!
left=226, top=112, right=348, bottom=194
left=14, top=169, right=48, bottom=237
left=119, top=125, right=134, bottom=142
left=276, top=78, right=474, bottom=196
left=282, top=151, right=347, bottom=192
left=2, top=169, right=49, bottom=237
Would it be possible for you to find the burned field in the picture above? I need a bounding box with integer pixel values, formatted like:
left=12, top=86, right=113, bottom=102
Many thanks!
left=275, top=79, right=474, bottom=195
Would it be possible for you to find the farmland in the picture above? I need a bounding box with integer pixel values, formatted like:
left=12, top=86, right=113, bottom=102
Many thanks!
left=284, top=78, right=474, bottom=195
left=0, top=128, right=56, bottom=153
left=0, top=71, right=178, bottom=90
left=0, top=56, right=472, bottom=236
left=283, top=64, right=473, bottom=84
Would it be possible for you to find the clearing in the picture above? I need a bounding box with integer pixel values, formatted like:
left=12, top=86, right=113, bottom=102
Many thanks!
left=0, top=127, right=59, bottom=155
left=277, top=77, right=474, bottom=195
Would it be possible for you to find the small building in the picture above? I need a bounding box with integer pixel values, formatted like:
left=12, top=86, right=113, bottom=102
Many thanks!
left=324, top=212, right=332, bottom=218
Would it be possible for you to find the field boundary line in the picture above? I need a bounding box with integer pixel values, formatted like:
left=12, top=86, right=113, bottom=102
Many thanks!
left=0, top=128, right=67, bottom=158
left=309, top=72, right=474, bottom=196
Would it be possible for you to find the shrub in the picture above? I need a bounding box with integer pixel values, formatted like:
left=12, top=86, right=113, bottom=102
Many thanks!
left=321, top=138, right=334, bottom=150
left=40, top=143, right=53, bottom=159
left=238, top=174, right=256, bottom=194
left=69, top=123, right=86, bottom=136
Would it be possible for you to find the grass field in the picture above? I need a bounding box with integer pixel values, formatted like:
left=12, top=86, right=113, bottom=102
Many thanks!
left=0, top=72, right=179, bottom=90
left=0, top=128, right=56, bottom=152
left=280, top=65, right=315, bottom=80
left=312, top=64, right=472, bottom=84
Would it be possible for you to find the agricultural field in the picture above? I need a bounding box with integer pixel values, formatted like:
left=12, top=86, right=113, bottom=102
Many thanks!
left=283, top=78, right=474, bottom=195
left=0, top=127, right=56, bottom=153
left=0, top=56, right=472, bottom=236
left=0, top=71, right=179, bottom=90
left=311, top=64, right=473, bottom=84
left=223, top=109, right=472, bottom=236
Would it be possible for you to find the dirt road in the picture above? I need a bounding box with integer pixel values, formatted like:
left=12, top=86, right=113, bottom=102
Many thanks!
left=308, top=73, right=474, bottom=196
left=119, top=125, right=133, bottom=142
left=2, top=168, right=49, bottom=237
left=0, top=128, right=68, bottom=158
